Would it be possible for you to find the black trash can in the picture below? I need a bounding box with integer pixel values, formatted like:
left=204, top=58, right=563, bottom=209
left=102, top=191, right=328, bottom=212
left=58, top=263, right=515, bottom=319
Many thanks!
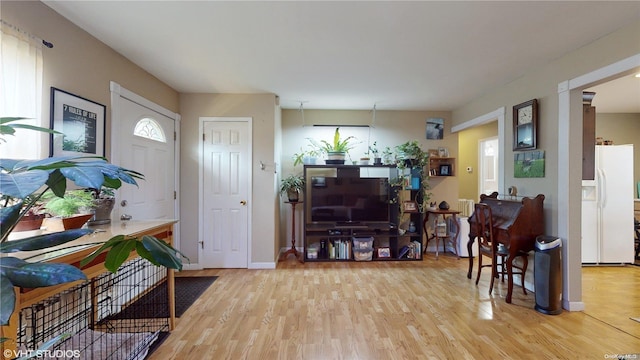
left=534, top=236, right=563, bottom=315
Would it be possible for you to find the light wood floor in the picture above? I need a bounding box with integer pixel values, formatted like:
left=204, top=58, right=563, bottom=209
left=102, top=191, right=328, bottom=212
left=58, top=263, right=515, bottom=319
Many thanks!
left=149, top=255, right=640, bottom=359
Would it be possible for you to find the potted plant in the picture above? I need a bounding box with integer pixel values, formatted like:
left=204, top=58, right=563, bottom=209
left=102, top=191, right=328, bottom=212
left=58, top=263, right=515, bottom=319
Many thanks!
left=382, top=146, right=394, bottom=165
left=0, top=117, right=186, bottom=331
left=293, top=146, right=322, bottom=167
left=309, top=127, right=356, bottom=165
left=11, top=195, right=48, bottom=232
left=369, top=141, right=382, bottom=165
left=392, top=140, right=431, bottom=213
left=42, top=189, right=95, bottom=230
left=86, top=186, right=116, bottom=225
left=279, top=174, right=305, bottom=202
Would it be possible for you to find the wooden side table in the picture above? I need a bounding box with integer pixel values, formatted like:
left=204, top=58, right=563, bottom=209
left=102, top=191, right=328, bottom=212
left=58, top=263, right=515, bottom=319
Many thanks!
left=423, top=209, right=461, bottom=259
left=281, top=201, right=303, bottom=263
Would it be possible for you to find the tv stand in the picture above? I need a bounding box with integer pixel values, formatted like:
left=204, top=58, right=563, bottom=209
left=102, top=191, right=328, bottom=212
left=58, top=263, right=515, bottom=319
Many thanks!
left=302, top=164, right=423, bottom=262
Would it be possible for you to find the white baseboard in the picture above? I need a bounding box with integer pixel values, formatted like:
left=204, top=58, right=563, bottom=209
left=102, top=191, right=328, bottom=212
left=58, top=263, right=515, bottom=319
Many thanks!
left=564, top=300, right=585, bottom=311
left=181, top=263, right=203, bottom=271
left=249, top=262, right=276, bottom=269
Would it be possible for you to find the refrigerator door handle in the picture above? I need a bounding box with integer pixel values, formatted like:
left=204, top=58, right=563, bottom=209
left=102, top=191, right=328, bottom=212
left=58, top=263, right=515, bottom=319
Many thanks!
left=599, top=168, right=607, bottom=208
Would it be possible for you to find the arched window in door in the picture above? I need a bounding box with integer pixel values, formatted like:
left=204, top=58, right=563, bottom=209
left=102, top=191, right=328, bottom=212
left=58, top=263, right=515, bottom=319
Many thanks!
left=133, top=117, right=166, bottom=142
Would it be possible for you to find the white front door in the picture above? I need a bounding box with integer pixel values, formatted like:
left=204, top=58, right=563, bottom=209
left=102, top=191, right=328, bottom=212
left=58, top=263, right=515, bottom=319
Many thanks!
left=110, top=84, right=178, bottom=223
left=200, top=118, right=251, bottom=268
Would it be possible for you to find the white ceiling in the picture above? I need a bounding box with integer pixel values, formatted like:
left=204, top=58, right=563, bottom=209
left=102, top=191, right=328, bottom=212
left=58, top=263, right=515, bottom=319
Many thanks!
left=43, top=1, right=640, bottom=112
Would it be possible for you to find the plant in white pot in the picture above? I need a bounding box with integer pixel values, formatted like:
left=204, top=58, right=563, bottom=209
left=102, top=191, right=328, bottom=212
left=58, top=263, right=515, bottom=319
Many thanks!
left=308, top=127, right=356, bottom=165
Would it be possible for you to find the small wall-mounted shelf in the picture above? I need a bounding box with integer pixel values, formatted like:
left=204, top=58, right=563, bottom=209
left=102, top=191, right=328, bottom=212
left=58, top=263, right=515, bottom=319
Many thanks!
left=428, top=157, right=456, bottom=177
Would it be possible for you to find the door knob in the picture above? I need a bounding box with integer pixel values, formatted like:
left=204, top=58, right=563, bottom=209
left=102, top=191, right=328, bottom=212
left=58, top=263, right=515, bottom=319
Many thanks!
left=240, top=200, right=247, bottom=205
left=120, top=214, right=132, bottom=221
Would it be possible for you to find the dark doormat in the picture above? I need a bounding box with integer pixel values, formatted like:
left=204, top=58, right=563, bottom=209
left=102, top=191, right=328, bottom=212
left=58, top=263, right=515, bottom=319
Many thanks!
left=106, top=276, right=217, bottom=320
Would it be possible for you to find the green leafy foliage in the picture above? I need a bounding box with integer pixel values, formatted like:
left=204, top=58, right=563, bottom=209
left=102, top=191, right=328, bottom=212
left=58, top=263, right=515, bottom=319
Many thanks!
left=0, top=117, right=186, bottom=329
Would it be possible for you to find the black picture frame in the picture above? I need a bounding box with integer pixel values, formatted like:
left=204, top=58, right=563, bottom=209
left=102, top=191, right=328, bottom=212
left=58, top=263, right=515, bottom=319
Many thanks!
left=513, top=99, right=538, bottom=151
left=50, top=87, right=106, bottom=157
left=439, top=164, right=451, bottom=176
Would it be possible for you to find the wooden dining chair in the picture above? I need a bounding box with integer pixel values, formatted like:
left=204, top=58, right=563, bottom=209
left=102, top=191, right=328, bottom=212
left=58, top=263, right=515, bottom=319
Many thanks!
left=473, top=203, right=528, bottom=296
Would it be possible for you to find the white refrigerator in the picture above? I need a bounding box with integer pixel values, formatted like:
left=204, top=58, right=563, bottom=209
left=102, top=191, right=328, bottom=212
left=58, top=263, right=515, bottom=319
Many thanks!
left=581, top=145, right=635, bottom=264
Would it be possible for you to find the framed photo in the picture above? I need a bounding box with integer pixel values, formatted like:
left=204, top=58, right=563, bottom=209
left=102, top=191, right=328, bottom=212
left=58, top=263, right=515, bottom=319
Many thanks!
left=428, top=148, right=439, bottom=158
left=439, top=164, right=451, bottom=176
left=402, top=200, right=418, bottom=213
left=425, top=117, right=444, bottom=140
left=514, top=150, right=545, bottom=178
left=50, top=87, right=106, bottom=157
left=437, top=147, right=448, bottom=158
left=377, top=247, right=391, bottom=258
left=513, top=99, right=538, bottom=151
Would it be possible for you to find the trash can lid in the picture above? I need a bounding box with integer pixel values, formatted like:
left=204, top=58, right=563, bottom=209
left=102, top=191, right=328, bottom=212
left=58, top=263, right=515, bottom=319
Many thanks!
left=536, top=236, right=562, bottom=250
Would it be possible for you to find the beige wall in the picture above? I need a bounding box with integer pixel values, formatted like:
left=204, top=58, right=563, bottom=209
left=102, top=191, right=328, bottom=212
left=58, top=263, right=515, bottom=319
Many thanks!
left=281, top=109, right=456, bottom=249
left=457, top=122, right=499, bottom=201
left=179, top=93, right=279, bottom=264
left=595, top=113, right=640, bottom=188
left=2, top=1, right=179, bottom=158
left=452, top=20, right=640, bottom=308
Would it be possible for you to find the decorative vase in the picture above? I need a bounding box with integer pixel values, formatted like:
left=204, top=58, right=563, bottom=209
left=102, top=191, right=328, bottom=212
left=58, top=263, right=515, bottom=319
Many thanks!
left=326, top=151, right=346, bottom=164
left=374, top=157, right=382, bottom=166
left=14, top=213, right=46, bottom=232
left=88, top=198, right=115, bottom=225
left=287, top=189, right=300, bottom=202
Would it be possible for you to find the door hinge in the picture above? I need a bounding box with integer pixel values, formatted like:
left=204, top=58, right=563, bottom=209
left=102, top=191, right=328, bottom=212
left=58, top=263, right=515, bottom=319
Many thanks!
left=174, top=191, right=177, bottom=200
left=174, top=131, right=177, bottom=141
left=203, top=133, right=205, bottom=142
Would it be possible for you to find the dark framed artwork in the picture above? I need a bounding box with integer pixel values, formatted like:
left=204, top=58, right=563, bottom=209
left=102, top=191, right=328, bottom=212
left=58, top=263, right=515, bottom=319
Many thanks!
left=513, top=99, right=538, bottom=151
left=426, top=117, right=444, bottom=140
left=439, top=164, right=451, bottom=176
left=50, top=87, right=106, bottom=157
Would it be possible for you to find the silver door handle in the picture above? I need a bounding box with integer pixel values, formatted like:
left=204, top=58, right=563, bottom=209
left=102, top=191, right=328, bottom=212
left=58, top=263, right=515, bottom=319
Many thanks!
left=240, top=200, right=247, bottom=205
left=120, top=214, right=132, bottom=221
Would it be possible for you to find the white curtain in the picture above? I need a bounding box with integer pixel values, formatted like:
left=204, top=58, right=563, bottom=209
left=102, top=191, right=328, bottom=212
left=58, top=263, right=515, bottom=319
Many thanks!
left=0, top=20, right=44, bottom=159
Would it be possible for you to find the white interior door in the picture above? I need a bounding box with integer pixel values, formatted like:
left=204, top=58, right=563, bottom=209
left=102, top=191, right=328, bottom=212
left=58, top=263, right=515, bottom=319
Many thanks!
left=201, top=118, right=251, bottom=268
left=111, top=84, right=177, bottom=222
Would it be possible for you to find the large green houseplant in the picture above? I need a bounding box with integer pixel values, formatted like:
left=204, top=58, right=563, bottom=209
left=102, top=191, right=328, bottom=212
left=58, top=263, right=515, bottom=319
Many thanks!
left=0, top=117, right=186, bottom=333
left=308, top=127, right=357, bottom=164
left=392, top=140, right=431, bottom=213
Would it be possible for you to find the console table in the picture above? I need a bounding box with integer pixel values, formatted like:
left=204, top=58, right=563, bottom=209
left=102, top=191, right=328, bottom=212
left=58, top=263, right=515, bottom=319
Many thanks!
left=424, top=209, right=461, bottom=259
left=0, top=220, right=178, bottom=356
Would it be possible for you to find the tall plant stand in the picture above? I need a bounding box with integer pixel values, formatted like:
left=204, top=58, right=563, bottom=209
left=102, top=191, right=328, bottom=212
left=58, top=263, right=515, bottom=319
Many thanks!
left=281, top=201, right=303, bottom=263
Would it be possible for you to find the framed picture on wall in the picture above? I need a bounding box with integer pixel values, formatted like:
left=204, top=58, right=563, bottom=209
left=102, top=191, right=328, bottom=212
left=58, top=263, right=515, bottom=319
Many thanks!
left=50, top=87, right=106, bottom=157
left=426, top=117, right=444, bottom=139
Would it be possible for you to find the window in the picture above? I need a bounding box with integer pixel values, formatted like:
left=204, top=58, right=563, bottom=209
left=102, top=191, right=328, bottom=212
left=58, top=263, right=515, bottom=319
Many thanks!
left=0, top=21, right=44, bottom=159
left=133, top=118, right=166, bottom=143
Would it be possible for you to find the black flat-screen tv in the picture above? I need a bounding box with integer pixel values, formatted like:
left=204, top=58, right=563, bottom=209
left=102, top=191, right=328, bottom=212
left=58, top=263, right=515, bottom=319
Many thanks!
left=308, top=176, right=390, bottom=224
